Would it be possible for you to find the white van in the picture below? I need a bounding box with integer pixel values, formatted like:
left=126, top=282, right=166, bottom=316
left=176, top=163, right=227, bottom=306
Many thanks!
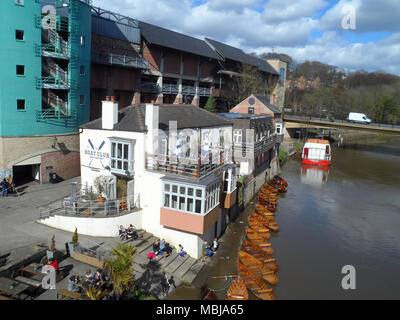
left=347, top=112, right=371, bottom=124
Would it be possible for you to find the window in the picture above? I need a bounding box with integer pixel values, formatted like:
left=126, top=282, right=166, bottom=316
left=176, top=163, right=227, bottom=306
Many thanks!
left=276, top=123, right=282, bottom=134
left=233, top=129, right=242, bottom=144
left=80, top=95, right=85, bottom=105
left=80, top=36, right=85, bottom=47
left=280, top=68, right=285, bottom=84
left=16, top=65, right=25, bottom=76
left=110, top=140, right=134, bottom=174
left=162, top=182, right=206, bottom=215
left=15, top=0, right=24, bottom=5
left=223, top=168, right=237, bottom=194
left=248, top=107, right=254, bottom=114
left=17, top=99, right=25, bottom=110
left=80, top=65, right=85, bottom=76
left=15, top=30, right=24, bottom=41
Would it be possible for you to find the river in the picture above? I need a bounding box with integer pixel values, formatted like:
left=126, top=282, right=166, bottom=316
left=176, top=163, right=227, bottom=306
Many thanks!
left=169, top=138, right=400, bottom=300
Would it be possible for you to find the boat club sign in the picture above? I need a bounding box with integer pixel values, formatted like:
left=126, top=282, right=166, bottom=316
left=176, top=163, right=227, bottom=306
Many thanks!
left=83, top=138, right=110, bottom=169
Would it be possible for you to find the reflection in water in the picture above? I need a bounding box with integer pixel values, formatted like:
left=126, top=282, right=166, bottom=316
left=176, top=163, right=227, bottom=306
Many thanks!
left=300, top=164, right=329, bottom=187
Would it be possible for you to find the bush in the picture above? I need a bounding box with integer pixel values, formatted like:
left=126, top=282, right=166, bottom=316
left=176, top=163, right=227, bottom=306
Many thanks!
left=279, top=150, right=288, bottom=165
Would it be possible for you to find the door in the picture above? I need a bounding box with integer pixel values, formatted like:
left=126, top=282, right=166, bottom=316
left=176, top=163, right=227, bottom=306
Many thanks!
left=103, top=175, right=117, bottom=200
left=127, top=179, right=135, bottom=210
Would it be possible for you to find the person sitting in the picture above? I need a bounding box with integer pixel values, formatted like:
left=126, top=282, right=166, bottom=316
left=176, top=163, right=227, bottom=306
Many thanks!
left=153, top=240, right=160, bottom=256
left=177, top=244, right=186, bottom=257
left=127, top=224, right=140, bottom=240
left=206, top=246, right=214, bottom=257
left=160, top=239, right=169, bottom=256
left=82, top=276, right=94, bottom=291
left=119, top=225, right=128, bottom=241
left=68, top=275, right=80, bottom=293
left=93, top=269, right=105, bottom=287
left=84, top=269, right=93, bottom=280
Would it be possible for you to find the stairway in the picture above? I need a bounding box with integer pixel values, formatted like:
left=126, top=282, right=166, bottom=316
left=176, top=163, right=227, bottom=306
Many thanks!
left=124, top=231, right=206, bottom=298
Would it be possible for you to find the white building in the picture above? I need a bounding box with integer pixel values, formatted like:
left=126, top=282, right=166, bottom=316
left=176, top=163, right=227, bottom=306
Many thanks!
left=79, top=99, right=238, bottom=258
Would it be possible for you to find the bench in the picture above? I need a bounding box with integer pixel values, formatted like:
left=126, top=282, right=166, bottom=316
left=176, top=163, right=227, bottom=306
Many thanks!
left=73, top=252, right=104, bottom=269
left=0, top=295, right=13, bottom=300
left=57, top=289, right=86, bottom=300
left=14, top=276, right=42, bottom=288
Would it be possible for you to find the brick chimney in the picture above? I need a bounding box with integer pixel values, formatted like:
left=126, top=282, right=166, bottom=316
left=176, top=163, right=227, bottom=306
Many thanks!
left=102, top=96, right=118, bottom=130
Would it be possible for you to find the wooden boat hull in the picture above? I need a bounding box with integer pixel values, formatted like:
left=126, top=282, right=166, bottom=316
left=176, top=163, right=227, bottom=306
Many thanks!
left=237, top=263, right=275, bottom=300
left=238, top=250, right=279, bottom=286
left=251, top=213, right=280, bottom=232
left=242, top=240, right=278, bottom=270
left=226, top=278, right=248, bottom=300
left=201, top=288, right=217, bottom=300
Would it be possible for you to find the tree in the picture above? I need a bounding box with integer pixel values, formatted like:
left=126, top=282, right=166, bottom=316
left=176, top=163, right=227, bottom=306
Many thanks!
left=104, top=243, right=136, bottom=299
left=373, top=95, right=399, bottom=124
left=71, top=228, right=79, bottom=245
left=204, top=95, right=217, bottom=113
left=233, top=63, right=278, bottom=104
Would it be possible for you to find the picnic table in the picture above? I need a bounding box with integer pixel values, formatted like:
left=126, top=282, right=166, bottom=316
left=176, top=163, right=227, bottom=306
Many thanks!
left=0, top=277, right=29, bottom=298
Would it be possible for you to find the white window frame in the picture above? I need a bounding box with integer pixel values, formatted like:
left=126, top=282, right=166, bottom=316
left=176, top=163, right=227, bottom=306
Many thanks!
left=109, top=139, right=135, bottom=175
left=233, top=129, right=242, bottom=144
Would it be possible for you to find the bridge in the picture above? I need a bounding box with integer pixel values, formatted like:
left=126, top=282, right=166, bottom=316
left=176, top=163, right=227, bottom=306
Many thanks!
left=284, top=115, right=400, bottom=135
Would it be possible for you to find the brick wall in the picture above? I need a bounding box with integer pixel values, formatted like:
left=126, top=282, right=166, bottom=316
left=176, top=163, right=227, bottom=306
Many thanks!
left=143, top=42, right=161, bottom=70
left=40, top=151, right=80, bottom=183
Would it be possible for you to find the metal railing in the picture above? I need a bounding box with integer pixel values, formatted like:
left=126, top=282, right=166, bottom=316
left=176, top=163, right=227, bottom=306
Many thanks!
left=91, top=51, right=149, bottom=69
left=145, top=153, right=226, bottom=178
left=232, top=135, right=277, bottom=155
left=44, top=91, right=68, bottom=116
left=39, top=193, right=140, bottom=219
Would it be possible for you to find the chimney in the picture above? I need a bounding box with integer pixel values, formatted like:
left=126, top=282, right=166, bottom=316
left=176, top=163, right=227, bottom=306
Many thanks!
left=145, top=103, right=159, bottom=154
left=102, top=96, right=118, bottom=129
left=270, top=94, right=275, bottom=105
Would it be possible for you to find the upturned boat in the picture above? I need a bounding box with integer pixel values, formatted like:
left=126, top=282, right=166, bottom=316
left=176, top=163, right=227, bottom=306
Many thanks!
left=226, top=278, right=249, bottom=300
left=237, top=263, right=275, bottom=300
left=238, top=250, right=279, bottom=285
left=246, top=228, right=272, bottom=249
left=242, top=240, right=279, bottom=271
left=251, top=213, right=280, bottom=232
left=248, top=220, right=271, bottom=239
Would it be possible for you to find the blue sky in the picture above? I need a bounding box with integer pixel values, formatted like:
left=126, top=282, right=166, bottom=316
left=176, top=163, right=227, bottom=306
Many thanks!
left=92, top=0, right=400, bottom=75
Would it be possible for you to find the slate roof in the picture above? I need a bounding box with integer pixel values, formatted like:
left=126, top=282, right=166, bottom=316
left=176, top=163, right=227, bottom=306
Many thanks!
left=140, top=22, right=222, bottom=61
left=253, top=94, right=282, bottom=114
left=81, top=104, right=232, bottom=132
left=205, top=38, right=278, bottom=75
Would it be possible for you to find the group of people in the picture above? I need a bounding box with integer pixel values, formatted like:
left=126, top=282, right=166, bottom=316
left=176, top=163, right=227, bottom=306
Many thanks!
left=118, top=224, right=142, bottom=241
left=160, top=272, right=176, bottom=296
left=68, top=268, right=107, bottom=293
left=202, top=238, right=219, bottom=258
left=150, top=239, right=173, bottom=258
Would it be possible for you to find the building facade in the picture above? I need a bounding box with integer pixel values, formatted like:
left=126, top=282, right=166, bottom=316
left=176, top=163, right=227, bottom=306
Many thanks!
left=79, top=101, right=238, bottom=258
left=0, top=0, right=92, bottom=184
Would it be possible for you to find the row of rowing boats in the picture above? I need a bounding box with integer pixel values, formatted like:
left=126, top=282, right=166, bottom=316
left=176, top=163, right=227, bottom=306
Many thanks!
left=226, top=175, right=288, bottom=300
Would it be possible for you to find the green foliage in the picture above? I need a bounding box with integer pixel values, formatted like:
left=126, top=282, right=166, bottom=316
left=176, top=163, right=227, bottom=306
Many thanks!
left=373, top=95, right=398, bottom=124
left=71, top=228, right=79, bottom=245
left=278, top=150, right=288, bottom=165
left=204, top=95, right=217, bottom=113
left=104, top=243, right=136, bottom=297
left=84, top=284, right=103, bottom=300
left=293, top=142, right=303, bottom=152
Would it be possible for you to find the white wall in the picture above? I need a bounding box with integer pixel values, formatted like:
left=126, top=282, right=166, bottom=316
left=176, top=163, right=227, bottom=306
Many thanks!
left=37, top=210, right=142, bottom=237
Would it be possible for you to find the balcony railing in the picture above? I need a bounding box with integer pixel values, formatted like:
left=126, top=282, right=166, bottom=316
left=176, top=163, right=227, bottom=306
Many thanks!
left=233, top=135, right=277, bottom=156
left=91, top=51, right=149, bottom=69
left=145, top=153, right=226, bottom=178
left=141, top=83, right=211, bottom=97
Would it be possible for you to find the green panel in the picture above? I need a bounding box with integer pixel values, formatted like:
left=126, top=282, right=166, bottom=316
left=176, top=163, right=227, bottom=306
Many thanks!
left=68, top=0, right=92, bottom=127
left=0, top=0, right=92, bottom=137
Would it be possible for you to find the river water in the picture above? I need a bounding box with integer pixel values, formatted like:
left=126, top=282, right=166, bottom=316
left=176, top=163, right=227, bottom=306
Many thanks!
left=169, top=138, right=400, bottom=300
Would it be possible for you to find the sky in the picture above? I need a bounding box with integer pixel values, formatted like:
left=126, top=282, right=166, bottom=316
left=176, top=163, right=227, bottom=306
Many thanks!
left=91, top=0, right=400, bottom=75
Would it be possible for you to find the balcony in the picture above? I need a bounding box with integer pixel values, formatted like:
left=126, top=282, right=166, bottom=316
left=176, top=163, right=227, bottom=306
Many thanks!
left=145, top=153, right=226, bottom=179
left=141, top=82, right=160, bottom=94
left=91, top=51, right=149, bottom=70
left=233, top=134, right=277, bottom=156
left=36, top=108, right=77, bottom=127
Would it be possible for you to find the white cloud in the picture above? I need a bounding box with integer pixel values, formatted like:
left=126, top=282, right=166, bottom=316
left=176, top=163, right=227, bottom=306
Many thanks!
left=91, top=0, right=400, bottom=75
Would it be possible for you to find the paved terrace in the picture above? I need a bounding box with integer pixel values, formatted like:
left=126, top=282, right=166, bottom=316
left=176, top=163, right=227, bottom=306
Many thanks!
left=0, top=178, right=206, bottom=299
